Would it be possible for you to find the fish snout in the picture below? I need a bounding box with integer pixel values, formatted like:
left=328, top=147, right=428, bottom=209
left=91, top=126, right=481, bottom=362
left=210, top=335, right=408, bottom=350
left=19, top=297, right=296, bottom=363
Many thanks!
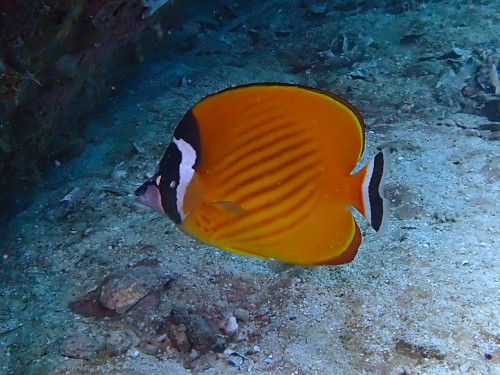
left=135, top=180, right=166, bottom=216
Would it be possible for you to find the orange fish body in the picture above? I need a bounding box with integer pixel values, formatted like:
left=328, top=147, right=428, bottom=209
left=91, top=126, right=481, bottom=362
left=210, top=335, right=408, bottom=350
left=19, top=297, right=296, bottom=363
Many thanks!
left=135, top=83, right=388, bottom=266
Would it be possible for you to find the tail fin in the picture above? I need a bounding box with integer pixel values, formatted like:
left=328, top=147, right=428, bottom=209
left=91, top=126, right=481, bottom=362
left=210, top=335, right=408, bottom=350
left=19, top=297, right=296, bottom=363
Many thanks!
left=356, top=148, right=390, bottom=232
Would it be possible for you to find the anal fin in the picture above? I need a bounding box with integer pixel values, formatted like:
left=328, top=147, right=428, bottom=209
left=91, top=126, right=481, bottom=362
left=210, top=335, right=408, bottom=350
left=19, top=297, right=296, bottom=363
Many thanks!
left=312, top=223, right=362, bottom=266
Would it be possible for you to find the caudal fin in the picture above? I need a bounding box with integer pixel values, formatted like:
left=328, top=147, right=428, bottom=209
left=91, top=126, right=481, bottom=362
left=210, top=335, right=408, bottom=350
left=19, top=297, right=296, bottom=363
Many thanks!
left=357, top=148, right=390, bottom=232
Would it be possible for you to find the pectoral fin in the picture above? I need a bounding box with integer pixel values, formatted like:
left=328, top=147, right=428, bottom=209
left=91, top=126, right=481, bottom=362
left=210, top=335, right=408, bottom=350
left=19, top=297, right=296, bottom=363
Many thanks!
left=212, top=201, right=247, bottom=216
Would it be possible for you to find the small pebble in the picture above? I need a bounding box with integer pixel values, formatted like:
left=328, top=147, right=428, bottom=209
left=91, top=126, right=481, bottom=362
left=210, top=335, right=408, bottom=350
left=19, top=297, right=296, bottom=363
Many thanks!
left=223, top=349, right=247, bottom=368
left=264, top=355, right=274, bottom=364
left=246, top=345, right=260, bottom=355
left=155, top=333, right=167, bottom=343
left=143, top=343, right=159, bottom=355
left=227, top=355, right=244, bottom=368
left=220, top=316, right=239, bottom=337
left=127, top=348, right=140, bottom=357
left=234, top=308, right=250, bottom=322
left=459, top=362, right=471, bottom=372
left=43, top=187, right=88, bottom=222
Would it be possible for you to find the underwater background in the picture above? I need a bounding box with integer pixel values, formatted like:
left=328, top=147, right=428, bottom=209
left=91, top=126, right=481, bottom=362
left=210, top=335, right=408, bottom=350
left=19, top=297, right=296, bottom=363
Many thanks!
left=0, top=0, right=499, bottom=374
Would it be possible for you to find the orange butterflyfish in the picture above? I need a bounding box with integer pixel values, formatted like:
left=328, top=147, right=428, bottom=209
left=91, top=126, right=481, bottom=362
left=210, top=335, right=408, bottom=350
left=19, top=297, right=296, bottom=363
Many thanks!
left=135, top=83, right=389, bottom=266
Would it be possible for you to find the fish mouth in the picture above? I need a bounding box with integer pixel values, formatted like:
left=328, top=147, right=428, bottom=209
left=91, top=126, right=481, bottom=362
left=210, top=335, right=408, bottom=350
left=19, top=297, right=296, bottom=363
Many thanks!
left=134, top=179, right=166, bottom=216
left=134, top=182, right=149, bottom=198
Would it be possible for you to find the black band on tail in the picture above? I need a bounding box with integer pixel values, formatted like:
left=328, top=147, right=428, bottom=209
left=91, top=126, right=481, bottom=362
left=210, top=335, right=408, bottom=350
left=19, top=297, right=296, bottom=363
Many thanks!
left=368, top=151, right=385, bottom=231
left=362, top=148, right=389, bottom=232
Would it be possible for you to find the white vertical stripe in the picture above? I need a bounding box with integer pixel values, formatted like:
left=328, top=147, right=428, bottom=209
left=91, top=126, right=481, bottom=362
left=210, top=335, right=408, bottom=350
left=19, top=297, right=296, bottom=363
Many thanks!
left=173, top=137, right=196, bottom=221
left=361, top=159, right=374, bottom=226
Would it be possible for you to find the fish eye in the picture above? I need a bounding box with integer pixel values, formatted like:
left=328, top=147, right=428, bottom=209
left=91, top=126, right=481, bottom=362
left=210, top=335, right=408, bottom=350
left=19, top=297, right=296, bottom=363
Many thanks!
left=170, top=180, right=177, bottom=188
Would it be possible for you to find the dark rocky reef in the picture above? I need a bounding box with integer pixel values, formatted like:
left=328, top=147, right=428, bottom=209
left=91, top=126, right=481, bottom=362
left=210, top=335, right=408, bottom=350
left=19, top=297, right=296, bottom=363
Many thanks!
left=0, top=0, right=182, bottom=222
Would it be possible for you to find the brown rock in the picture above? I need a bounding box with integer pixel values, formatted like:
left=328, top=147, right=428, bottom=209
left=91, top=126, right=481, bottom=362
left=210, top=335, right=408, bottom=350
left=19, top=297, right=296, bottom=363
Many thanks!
left=483, top=100, right=500, bottom=122
left=167, top=308, right=218, bottom=354
left=100, top=277, right=150, bottom=314
left=234, top=308, right=250, bottom=322
left=60, top=333, right=104, bottom=360
left=99, top=266, right=172, bottom=314
left=103, top=330, right=139, bottom=357
left=166, top=319, right=191, bottom=352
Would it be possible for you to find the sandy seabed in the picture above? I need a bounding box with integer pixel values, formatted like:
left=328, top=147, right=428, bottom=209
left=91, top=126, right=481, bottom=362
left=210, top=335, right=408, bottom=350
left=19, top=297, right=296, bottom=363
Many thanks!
left=1, top=1, right=499, bottom=374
